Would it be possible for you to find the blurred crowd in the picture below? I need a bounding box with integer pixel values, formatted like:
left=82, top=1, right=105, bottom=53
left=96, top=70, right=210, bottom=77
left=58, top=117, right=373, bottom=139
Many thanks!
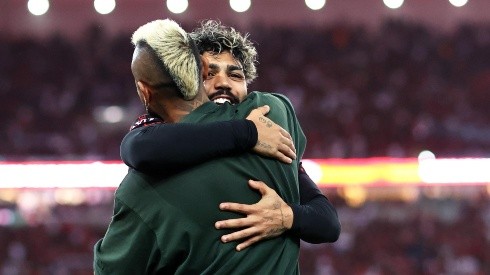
left=300, top=192, right=490, bottom=275
left=1, top=19, right=489, bottom=160
left=0, top=191, right=488, bottom=274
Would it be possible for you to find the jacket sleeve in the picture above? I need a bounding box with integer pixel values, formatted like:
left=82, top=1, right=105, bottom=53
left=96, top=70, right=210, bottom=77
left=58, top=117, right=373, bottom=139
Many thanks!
left=289, top=163, right=341, bottom=243
left=120, top=119, right=257, bottom=173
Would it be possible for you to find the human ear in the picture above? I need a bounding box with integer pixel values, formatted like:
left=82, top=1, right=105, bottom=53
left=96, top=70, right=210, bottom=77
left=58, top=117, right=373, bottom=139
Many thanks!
left=137, top=81, right=151, bottom=108
left=200, top=55, right=209, bottom=81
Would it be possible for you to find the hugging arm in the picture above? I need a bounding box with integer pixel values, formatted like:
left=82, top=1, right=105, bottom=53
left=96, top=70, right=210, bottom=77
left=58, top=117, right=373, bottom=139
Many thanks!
left=121, top=106, right=296, bottom=173
left=121, top=119, right=256, bottom=172
left=215, top=163, right=341, bottom=250
left=289, top=165, right=341, bottom=243
left=214, top=93, right=340, bottom=250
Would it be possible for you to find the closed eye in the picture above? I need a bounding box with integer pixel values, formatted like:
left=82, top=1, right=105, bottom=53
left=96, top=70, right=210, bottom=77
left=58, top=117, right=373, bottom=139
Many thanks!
left=230, top=72, right=245, bottom=80
left=206, top=71, right=216, bottom=79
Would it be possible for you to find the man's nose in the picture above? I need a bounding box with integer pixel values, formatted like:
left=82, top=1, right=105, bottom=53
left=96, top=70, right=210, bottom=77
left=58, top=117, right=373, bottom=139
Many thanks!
left=214, top=73, right=231, bottom=89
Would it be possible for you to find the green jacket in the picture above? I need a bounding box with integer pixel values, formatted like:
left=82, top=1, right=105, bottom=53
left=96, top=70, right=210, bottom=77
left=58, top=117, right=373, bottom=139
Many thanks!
left=94, top=92, right=306, bottom=274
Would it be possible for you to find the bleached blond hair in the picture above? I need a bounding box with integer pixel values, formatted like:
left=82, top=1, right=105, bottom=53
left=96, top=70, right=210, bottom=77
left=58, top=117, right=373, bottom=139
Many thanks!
left=131, top=19, right=200, bottom=100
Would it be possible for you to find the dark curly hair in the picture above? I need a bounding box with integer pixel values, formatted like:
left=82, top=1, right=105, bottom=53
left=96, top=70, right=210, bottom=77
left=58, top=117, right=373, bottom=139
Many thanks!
left=190, top=20, right=258, bottom=84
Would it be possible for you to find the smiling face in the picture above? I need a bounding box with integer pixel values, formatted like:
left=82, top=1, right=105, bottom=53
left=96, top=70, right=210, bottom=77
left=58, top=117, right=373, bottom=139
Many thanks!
left=203, top=51, right=248, bottom=105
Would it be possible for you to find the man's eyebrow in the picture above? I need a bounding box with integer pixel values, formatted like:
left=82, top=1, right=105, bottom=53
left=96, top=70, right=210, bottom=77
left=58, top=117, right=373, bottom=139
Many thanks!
left=226, top=64, right=243, bottom=72
left=208, top=63, right=220, bottom=70
left=208, top=63, right=243, bottom=72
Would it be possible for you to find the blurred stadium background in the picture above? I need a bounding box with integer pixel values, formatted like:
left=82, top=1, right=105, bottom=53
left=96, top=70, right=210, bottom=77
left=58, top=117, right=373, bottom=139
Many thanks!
left=1, top=0, right=489, bottom=274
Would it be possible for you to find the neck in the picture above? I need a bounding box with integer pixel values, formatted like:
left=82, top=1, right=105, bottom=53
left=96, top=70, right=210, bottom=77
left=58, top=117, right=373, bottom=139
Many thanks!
left=153, top=92, right=210, bottom=123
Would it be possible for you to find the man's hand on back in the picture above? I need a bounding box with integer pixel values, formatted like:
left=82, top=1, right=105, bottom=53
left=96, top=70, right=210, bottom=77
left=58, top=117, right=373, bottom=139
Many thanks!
left=215, top=180, right=294, bottom=251
left=246, top=105, right=296, bottom=164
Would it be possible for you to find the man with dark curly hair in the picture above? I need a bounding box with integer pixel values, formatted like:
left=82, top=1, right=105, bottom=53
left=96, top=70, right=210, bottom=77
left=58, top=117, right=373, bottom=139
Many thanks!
left=196, top=19, right=341, bottom=246
left=120, top=20, right=341, bottom=252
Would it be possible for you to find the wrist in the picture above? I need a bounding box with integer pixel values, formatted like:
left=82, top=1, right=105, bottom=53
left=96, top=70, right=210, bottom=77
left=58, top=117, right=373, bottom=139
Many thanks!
left=281, top=203, right=293, bottom=230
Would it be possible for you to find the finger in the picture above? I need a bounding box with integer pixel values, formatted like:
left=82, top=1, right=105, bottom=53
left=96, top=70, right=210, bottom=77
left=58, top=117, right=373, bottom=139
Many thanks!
left=280, top=128, right=293, bottom=142
left=215, top=217, right=252, bottom=229
left=248, top=180, right=269, bottom=195
left=220, top=227, right=258, bottom=243
left=257, top=105, right=270, bottom=115
left=236, top=235, right=263, bottom=251
left=276, top=153, right=293, bottom=164
left=219, top=202, right=254, bottom=214
left=282, top=135, right=296, bottom=154
left=268, top=149, right=292, bottom=164
left=279, top=144, right=296, bottom=160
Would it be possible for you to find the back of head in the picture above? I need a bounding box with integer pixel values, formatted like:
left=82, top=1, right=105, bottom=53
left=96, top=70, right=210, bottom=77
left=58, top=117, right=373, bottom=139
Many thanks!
left=132, top=19, right=202, bottom=100
left=191, top=20, right=258, bottom=84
